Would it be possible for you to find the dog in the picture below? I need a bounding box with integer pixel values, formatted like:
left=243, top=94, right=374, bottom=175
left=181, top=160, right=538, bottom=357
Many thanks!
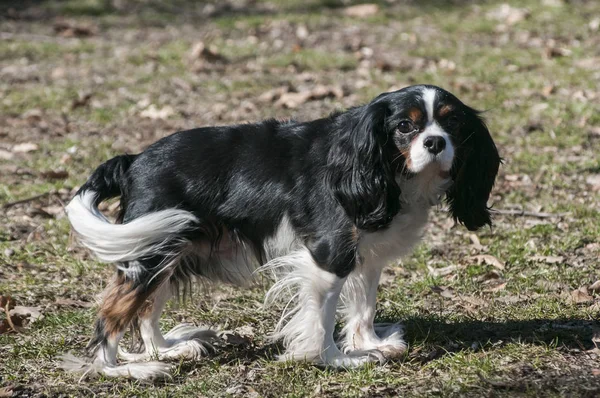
left=62, top=84, right=500, bottom=379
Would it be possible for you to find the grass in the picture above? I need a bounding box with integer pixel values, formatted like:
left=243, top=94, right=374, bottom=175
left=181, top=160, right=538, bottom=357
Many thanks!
left=1, top=0, right=600, bottom=397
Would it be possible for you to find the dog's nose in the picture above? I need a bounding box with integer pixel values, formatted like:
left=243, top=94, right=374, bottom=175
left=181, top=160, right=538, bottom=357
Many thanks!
left=423, top=136, right=446, bottom=155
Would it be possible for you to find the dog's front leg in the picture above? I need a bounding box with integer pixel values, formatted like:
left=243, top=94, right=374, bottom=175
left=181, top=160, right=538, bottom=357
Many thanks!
left=340, top=264, right=407, bottom=359
left=266, top=248, right=385, bottom=368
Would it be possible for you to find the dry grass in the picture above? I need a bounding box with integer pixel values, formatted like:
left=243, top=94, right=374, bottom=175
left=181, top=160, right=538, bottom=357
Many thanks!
left=1, top=0, right=600, bottom=396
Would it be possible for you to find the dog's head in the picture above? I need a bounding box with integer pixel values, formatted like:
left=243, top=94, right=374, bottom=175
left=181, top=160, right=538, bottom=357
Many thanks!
left=327, top=84, right=501, bottom=232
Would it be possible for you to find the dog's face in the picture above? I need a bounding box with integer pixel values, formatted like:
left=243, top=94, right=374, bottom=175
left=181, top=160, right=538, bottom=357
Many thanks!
left=328, top=85, right=501, bottom=232
left=384, top=87, right=465, bottom=175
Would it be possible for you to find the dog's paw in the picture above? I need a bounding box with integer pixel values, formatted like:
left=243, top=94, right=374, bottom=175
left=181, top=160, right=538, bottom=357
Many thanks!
left=373, top=322, right=408, bottom=359
left=325, top=349, right=386, bottom=369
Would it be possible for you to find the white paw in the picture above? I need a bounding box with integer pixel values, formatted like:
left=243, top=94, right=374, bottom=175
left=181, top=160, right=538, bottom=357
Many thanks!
left=119, top=339, right=211, bottom=362
left=326, top=349, right=386, bottom=369
left=373, top=322, right=407, bottom=358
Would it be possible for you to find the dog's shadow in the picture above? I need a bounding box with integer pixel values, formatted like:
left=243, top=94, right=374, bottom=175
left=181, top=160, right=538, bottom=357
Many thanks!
left=202, top=316, right=596, bottom=367
left=398, top=315, right=596, bottom=363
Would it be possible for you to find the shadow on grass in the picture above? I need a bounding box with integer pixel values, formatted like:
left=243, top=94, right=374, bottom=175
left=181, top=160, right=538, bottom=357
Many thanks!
left=185, top=316, right=596, bottom=367
left=402, top=315, right=596, bottom=357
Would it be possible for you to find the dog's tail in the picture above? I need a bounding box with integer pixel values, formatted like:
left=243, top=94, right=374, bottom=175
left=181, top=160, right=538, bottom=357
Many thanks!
left=65, top=155, right=198, bottom=263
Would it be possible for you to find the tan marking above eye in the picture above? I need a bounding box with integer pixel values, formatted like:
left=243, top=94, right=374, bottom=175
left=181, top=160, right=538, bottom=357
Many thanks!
left=408, top=108, right=423, bottom=122
left=438, top=104, right=454, bottom=117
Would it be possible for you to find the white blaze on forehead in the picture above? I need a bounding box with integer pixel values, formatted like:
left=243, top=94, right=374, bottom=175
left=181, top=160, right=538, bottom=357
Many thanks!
left=422, top=88, right=437, bottom=123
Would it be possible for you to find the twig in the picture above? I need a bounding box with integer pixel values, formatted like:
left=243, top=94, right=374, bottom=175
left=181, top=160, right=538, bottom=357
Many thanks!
left=2, top=191, right=55, bottom=209
left=0, top=32, right=79, bottom=43
left=492, top=209, right=569, bottom=218
left=4, top=298, right=18, bottom=334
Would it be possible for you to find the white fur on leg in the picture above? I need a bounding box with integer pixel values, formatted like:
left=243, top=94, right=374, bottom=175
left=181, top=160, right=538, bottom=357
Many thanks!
left=340, top=266, right=407, bottom=359
left=59, top=332, right=172, bottom=381
left=261, top=248, right=384, bottom=368
left=120, top=323, right=217, bottom=362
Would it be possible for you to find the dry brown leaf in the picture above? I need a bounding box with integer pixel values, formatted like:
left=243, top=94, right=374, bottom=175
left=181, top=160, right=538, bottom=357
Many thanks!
left=140, top=105, right=175, bottom=120
left=589, top=280, right=600, bottom=294
left=54, top=21, right=96, bottom=37
left=430, top=285, right=455, bottom=299
left=41, top=169, right=69, bottom=180
left=531, top=255, right=564, bottom=264
left=259, top=86, right=289, bottom=103
left=469, top=255, right=505, bottom=270
left=0, top=149, right=14, bottom=160
left=0, top=387, right=13, bottom=397
left=592, top=369, right=600, bottom=376
left=12, top=142, right=38, bottom=153
left=10, top=306, right=44, bottom=323
left=485, top=282, right=507, bottom=292
left=486, top=4, right=529, bottom=25
left=71, top=92, right=93, bottom=110
left=427, top=264, right=460, bottom=277
left=586, top=175, right=600, bottom=191
left=458, top=295, right=488, bottom=307
left=343, top=4, right=379, bottom=18
left=274, top=85, right=344, bottom=108
left=570, top=287, right=594, bottom=304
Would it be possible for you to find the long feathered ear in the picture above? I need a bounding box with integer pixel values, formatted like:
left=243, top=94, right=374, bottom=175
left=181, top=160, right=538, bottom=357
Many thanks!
left=446, top=109, right=501, bottom=231
left=326, top=101, right=400, bottom=232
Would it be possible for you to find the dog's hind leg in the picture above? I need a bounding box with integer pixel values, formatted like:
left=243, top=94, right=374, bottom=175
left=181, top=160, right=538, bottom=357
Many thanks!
left=61, top=257, right=174, bottom=380
left=118, top=280, right=217, bottom=363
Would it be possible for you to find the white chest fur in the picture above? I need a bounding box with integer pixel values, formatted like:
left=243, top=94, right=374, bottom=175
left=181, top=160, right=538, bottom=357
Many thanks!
left=357, top=170, right=451, bottom=268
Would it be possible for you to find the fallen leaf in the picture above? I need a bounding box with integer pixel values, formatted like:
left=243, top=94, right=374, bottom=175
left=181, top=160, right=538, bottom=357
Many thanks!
left=477, top=270, right=503, bottom=283
left=589, top=280, right=600, bottom=294
left=0, top=387, right=13, bottom=397
left=343, top=4, right=379, bottom=18
left=0, top=149, right=14, bottom=160
left=12, top=143, right=38, bottom=153
left=71, top=92, right=93, bottom=110
left=485, top=282, right=507, bottom=292
left=189, top=41, right=228, bottom=63
left=274, top=85, right=344, bottom=108
left=54, top=21, right=96, bottom=37
left=458, top=295, right=488, bottom=307
left=486, top=4, right=530, bottom=25
left=593, top=369, right=600, bottom=376
left=427, top=264, right=460, bottom=277
left=140, top=105, right=175, bottom=120
left=41, top=169, right=69, bottom=180
left=469, top=255, right=505, bottom=270
left=570, top=287, right=593, bottom=304
left=10, top=306, right=44, bottom=323
left=430, top=285, right=455, bottom=299
left=531, top=255, right=564, bottom=264
left=586, top=175, right=600, bottom=191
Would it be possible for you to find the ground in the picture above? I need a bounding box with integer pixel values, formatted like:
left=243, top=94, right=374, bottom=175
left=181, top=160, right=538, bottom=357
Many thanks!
left=1, top=0, right=599, bottom=397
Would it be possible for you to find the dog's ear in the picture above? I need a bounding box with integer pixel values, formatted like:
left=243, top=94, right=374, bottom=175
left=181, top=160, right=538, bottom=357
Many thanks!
left=326, top=101, right=400, bottom=231
left=446, top=108, right=500, bottom=231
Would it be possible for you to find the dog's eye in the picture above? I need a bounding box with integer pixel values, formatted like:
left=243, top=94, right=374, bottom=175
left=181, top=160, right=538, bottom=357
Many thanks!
left=397, top=120, right=414, bottom=134
left=447, top=115, right=460, bottom=128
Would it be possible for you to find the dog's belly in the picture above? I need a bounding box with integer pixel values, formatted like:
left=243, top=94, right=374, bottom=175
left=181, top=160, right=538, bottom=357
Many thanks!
left=177, top=215, right=300, bottom=286
left=357, top=204, right=430, bottom=267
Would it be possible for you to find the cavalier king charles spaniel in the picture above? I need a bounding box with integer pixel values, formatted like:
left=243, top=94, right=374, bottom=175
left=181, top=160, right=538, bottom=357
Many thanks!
left=63, top=85, right=500, bottom=379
